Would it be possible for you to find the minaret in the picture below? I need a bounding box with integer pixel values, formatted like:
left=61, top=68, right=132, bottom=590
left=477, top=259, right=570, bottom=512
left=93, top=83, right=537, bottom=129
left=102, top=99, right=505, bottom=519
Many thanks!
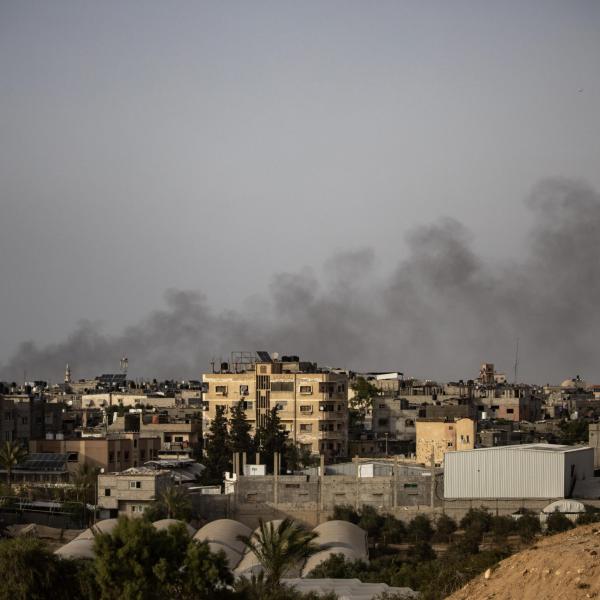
left=64, top=363, right=72, bottom=384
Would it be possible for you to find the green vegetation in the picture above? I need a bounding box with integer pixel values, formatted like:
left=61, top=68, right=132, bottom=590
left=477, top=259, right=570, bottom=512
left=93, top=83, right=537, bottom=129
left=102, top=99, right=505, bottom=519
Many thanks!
left=202, top=405, right=232, bottom=485
left=0, top=441, right=27, bottom=491
left=557, top=418, right=589, bottom=444
left=545, top=509, right=575, bottom=534
left=255, top=407, right=289, bottom=473
left=325, top=505, right=552, bottom=599
left=144, top=483, right=193, bottom=521
left=238, top=518, right=319, bottom=591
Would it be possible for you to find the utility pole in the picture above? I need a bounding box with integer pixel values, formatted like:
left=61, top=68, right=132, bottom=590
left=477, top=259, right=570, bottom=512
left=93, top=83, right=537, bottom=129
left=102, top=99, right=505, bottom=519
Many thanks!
left=514, top=338, right=519, bottom=384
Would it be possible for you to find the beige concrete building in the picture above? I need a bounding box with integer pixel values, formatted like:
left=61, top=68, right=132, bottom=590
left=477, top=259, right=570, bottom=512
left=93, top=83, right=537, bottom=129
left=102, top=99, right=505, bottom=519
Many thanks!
left=108, top=413, right=202, bottom=456
left=415, top=418, right=476, bottom=466
left=97, top=467, right=171, bottom=517
left=29, top=433, right=161, bottom=473
left=203, top=356, right=348, bottom=460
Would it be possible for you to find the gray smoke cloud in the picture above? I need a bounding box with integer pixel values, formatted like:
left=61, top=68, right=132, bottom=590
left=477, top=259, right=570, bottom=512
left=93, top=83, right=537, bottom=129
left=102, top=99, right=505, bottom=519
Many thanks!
left=2, top=178, right=600, bottom=384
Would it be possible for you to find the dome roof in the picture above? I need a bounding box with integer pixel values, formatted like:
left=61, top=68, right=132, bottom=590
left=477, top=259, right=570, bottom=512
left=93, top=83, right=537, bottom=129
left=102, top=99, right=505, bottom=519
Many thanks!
left=55, top=538, right=95, bottom=560
left=301, top=547, right=361, bottom=577
left=153, top=519, right=196, bottom=536
left=194, top=518, right=252, bottom=555
left=312, top=520, right=368, bottom=559
left=206, top=541, right=243, bottom=569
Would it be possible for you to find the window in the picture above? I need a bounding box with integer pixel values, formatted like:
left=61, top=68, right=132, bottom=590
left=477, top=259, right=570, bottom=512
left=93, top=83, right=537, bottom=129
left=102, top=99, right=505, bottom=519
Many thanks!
left=285, top=484, right=300, bottom=489
left=129, top=481, right=142, bottom=489
left=124, top=451, right=129, bottom=460
left=108, top=452, right=114, bottom=463
left=133, top=439, right=138, bottom=448
left=404, top=483, right=419, bottom=495
left=378, top=418, right=389, bottom=426
left=300, top=424, right=312, bottom=433
left=507, top=408, right=514, bottom=414
left=239, top=385, right=249, bottom=395
left=275, top=402, right=288, bottom=411
left=175, top=436, right=183, bottom=442
left=104, top=489, right=111, bottom=496
left=67, top=452, right=79, bottom=463
left=300, top=386, right=312, bottom=394
left=140, top=450, right=146, bottom=460
left=447, top=442, right=453, bottom=447
left=243, top=401, right=254, bottom=410
left=271, top=382, right=294, bottom=392
left=379, top=404, right=386, bottom=409
left=215, top=385, right=228, bottom=395
left=300, top=405, right=312, bottom=413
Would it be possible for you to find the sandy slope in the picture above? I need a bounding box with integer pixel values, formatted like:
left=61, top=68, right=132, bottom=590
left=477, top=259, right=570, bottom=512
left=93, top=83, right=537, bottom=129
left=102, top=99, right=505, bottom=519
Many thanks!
left=447, top=523, right=600, bottom=600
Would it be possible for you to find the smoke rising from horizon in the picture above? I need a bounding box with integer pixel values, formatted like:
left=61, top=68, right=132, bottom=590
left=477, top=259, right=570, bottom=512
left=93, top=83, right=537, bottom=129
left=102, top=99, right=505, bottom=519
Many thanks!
left=3, top=178, right=600, bottom=385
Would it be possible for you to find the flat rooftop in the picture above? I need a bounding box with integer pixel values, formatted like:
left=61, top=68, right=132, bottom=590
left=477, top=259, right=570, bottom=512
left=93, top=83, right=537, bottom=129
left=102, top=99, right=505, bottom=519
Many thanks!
left=459, top=443, right=590, bottom=454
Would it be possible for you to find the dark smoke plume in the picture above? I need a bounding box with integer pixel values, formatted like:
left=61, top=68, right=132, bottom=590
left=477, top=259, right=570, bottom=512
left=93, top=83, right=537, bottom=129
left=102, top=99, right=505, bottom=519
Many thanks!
left=2, top=178, right=600, bottom=384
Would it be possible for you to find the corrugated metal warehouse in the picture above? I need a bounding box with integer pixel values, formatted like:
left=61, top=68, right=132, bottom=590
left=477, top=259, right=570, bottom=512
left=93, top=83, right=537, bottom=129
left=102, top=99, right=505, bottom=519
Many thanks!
left=444, top=444, right=594, bottom=499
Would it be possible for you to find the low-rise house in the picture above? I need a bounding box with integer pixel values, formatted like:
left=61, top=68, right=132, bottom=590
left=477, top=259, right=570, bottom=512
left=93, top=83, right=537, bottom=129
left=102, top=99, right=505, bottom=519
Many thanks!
left=97, top=467, right=171, bottom=517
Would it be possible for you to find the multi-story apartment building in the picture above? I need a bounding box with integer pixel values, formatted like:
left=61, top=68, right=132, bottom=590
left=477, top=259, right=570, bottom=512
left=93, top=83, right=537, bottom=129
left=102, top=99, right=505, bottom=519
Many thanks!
left=0, top=393, right=62, bottom=447
left=203, top=354, right=348, bottom=460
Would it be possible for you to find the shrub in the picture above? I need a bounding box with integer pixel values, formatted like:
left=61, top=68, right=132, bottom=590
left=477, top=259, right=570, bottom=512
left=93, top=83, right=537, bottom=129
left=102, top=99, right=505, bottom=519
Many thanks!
left=545, top=510, right=575, bottom=534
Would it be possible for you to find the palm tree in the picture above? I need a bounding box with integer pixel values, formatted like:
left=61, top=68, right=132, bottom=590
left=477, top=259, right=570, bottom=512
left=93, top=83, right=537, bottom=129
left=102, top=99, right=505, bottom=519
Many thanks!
left=238, top=518, right=319, bottom=590
left=0, top=441, right=27, bottom=492
left=72, top=463, right=99, bottom=504
left=158, top=484, right=192, bottom=519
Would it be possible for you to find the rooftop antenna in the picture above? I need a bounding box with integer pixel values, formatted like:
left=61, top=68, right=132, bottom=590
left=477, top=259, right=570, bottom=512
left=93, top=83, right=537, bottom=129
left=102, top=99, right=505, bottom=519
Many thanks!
left=513, top=338, right=519, bottom=384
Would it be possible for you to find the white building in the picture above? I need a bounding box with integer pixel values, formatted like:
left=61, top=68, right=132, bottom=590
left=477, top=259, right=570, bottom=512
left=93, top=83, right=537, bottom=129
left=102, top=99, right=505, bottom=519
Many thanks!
left=444, top=443, right=594, bottom=499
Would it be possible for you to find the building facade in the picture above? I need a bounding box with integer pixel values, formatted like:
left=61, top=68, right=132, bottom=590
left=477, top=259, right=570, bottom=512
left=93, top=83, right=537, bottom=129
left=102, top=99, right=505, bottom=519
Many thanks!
left=415, top=418, right=476, bottom=466
left=97, top=467, right=172, bottom=517
left=203, top=356, right=348, bottom=459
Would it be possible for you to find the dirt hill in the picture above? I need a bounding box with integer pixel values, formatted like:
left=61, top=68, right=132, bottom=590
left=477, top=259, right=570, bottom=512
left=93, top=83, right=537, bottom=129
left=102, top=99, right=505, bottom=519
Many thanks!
left=447, top=523, right=600, bottom=600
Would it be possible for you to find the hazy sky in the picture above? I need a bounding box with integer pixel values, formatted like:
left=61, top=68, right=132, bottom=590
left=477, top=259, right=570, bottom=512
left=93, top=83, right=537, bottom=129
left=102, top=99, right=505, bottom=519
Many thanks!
left=1, top=1, right=599, bottom=382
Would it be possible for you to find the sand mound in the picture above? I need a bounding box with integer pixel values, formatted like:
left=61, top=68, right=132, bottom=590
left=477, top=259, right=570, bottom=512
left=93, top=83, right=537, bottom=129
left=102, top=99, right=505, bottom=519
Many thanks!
left=447, top=523, right=600, bottom=600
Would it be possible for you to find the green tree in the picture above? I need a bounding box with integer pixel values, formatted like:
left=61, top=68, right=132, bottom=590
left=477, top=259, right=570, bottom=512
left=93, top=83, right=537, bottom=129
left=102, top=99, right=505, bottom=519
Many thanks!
left=229, top=401, right=255, bottom=462
left=515, top=511, right=541, bottom=542
left=381, top=514, right=406, bottom=545
left=349, top=377, right=378, bottom=430
left=72, top=463, right=100, bottom=504
left=255, top=407, right=288, bottom=473
left=407, top=514, right=434, bottom=543
left=0, top=441, right=27, bottom=491
left=433, top=514, right=457, bottom=543
left=558, top=419, right=589, bottom=445
left=545, top=510, right=575, bottom=534
left=93, top=516, right=232, bottom=599
left=0, top=537, right=81, bottom=600
left=238, top=518, right=319, bottom=591
left=358, top=505, right=385, bottom=539
left=332, top=504, right=360, bottom=524
left=145, top=483, right=193, bottom=521
left=459, top=508, right=492, bottom=535
left=489, top=515, right=515, bottom=547
left=202, top=405, right=231, bottom=485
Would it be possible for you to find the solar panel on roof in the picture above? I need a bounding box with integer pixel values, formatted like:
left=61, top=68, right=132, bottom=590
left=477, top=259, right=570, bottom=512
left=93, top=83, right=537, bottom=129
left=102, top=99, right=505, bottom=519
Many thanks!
left=256, top=351, right=272, bottom=362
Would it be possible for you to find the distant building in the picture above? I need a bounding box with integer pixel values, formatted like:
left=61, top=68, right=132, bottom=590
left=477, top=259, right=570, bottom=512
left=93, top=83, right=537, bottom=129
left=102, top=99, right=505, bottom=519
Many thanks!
left=97, top=467, right=171, bottom=517
left=203, top=353, right=348, bottom=460
left=29, top=432, right=161, bottom=473
left=415, top=418, right=476, bottom=466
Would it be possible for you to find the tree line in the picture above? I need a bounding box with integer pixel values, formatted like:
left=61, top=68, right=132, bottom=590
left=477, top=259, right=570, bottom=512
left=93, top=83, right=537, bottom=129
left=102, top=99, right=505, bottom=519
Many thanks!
left=202, top=403, right=317, bottom=485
